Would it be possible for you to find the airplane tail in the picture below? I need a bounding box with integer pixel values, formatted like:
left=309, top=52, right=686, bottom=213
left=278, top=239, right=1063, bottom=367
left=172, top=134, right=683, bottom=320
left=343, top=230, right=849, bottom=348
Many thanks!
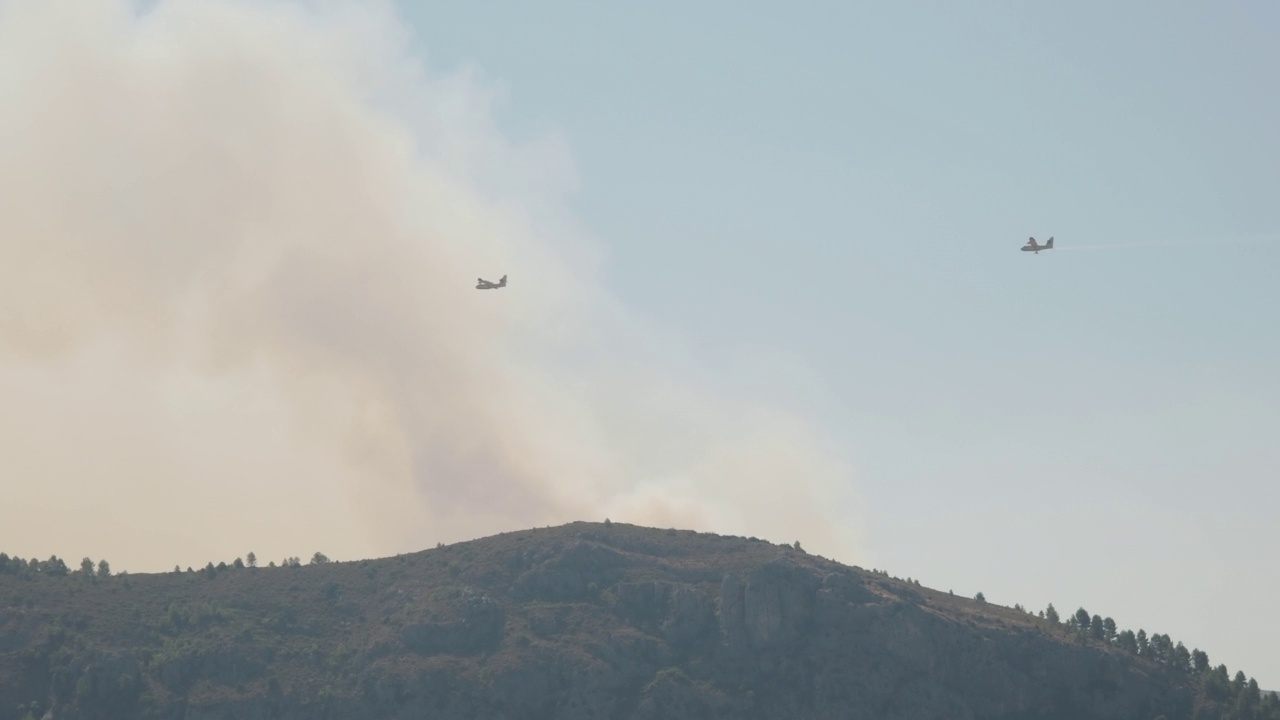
left=1046, top=237, right=1054, bottom=249
left=498, top=275, right=507, bottom=286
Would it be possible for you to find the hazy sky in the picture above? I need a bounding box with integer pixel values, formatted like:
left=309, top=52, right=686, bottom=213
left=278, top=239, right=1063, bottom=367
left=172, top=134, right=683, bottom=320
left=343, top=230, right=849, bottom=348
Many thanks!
left=2, top=0, right=1277, bottom=688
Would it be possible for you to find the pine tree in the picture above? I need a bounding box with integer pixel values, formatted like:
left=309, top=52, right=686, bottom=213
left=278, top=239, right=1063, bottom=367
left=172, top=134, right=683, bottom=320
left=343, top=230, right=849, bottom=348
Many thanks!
left=1075, top=608, right=1090, bottom=627
left=1191, top=649, right=1210, bottom=673
left=1117, top=630, right=1138, bottom=654
left=1045, top=604, right=1059, bottom=624
left=1089, top=615, right=1105, bottom=641
left=1173, top=642, right=1191, bottom=672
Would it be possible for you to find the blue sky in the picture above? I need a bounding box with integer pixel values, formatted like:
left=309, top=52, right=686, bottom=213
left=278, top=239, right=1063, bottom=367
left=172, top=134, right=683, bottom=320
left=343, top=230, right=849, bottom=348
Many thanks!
left=398, top=0, right=1279, bottom=685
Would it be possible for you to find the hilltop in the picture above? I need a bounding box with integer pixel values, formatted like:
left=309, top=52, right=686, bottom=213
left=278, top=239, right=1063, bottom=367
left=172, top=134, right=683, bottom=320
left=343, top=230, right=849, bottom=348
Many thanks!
left=0, top=521, right=1274, bottom=719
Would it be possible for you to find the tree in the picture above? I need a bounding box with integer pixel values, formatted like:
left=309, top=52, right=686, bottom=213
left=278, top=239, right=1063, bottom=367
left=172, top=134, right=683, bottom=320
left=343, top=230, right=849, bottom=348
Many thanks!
left=1117, top=629, right=1138, bottom=654
left=1258, top=693, right=1280, bottom=720
left=975, top=591, right=986, bottom=603
left=1136, top=629, right=1149, bottom=656
left=1102, top=617, right=1117, bottom=642
left=1090, top=615, right=1105, bottom=641
left=1149, top=634, right=1172, bottom=664
left=233, top=557, right=245, bottom=569
left=1075, top=608, right=1090, bottom=628
left=1045, top=604, right=1060, bottom=624
left=1172, top=641, right=1191, bottom=671
left=80, top=557, right=95, bottom=575
left=246, top=552, right=257, bottom=568
left=1191, top=648, right=1210, bottom=673
left=1203, top=665, right=1232, bottom=701
left=311, top=552, right=330, bottom=565
left=1244, top=677, right=1262, bottom=705
left=43, top=556, right=69, bottom=576
left=96, top=559, right=111, bottom=577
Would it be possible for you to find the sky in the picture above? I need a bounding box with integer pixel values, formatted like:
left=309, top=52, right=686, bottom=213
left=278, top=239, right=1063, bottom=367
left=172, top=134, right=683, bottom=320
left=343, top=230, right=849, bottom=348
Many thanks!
left=1, top=0, right=1277, bottom=688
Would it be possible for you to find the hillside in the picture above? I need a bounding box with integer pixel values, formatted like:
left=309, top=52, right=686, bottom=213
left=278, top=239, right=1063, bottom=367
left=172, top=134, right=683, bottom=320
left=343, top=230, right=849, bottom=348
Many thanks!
left=0, top=521, right=1273, bottom=720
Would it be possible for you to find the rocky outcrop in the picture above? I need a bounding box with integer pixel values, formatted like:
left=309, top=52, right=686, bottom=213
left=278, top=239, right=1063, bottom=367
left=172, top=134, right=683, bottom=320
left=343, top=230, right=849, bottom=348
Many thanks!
left=510, top=540, right=630, bottom=601
left=613, top=580, right=715, bottom=649
left=719, top=557, right=820, bottom=652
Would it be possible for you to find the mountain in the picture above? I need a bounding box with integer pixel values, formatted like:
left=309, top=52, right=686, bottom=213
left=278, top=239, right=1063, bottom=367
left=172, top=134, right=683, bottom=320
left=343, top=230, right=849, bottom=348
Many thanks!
left=0, top=521, right=1273, bottom=719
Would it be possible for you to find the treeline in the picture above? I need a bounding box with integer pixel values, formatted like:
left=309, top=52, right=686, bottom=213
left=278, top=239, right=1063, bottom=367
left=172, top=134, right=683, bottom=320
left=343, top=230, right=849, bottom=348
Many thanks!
left=177, top=551, right=332, bottom=579
left=0, top=554, right=111, bottom=578
left=0, top=550, right=334, bottom=581
left=1035, top=602, right=1278, bottom=720
left=874, top=571, right=1277, bottom=720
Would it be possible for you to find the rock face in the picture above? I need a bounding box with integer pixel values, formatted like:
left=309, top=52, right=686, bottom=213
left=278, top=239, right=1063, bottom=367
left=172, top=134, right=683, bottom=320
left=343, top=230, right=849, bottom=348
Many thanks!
left=0, top=523, right=1209, bottom=719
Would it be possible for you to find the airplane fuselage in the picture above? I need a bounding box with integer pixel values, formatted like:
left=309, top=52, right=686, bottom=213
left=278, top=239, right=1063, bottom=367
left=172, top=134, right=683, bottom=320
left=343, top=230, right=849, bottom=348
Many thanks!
left=1021, top=237, right=1053, bottom=254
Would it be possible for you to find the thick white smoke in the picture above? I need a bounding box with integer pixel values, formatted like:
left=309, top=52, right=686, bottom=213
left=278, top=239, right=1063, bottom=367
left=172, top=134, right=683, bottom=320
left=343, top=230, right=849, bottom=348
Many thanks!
left=0, top=0, right=861, bottom=570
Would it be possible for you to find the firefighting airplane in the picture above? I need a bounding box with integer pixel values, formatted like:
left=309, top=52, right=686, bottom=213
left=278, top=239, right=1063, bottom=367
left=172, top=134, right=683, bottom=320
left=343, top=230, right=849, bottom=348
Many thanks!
left=1021, top=237, right=1054, bottom=254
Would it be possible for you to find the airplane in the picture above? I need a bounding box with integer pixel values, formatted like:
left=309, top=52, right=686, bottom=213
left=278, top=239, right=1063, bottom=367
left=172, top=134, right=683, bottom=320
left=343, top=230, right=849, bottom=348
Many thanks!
left=1021, top=237, right=1054, bottom=254
left=476, top=274, right=507, bottom=290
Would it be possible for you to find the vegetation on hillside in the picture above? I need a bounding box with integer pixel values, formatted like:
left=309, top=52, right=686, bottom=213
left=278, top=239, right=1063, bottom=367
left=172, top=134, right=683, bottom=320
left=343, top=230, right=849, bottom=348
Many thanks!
left=0, top=526, right=1274, bottom=720
left=862, top=567, right=1277, bottom=720
left=1032, top=602, right=1276, bottom=720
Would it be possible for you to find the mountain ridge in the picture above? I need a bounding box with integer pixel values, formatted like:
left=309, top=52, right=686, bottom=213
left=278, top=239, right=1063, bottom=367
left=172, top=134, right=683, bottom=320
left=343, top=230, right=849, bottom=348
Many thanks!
left=1, top=521, right=1273, bottom=719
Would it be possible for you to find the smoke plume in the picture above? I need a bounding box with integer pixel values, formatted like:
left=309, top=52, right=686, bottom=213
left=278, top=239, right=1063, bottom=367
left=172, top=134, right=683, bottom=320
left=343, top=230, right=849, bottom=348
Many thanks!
left=0, top=0, right=860, bottom=570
